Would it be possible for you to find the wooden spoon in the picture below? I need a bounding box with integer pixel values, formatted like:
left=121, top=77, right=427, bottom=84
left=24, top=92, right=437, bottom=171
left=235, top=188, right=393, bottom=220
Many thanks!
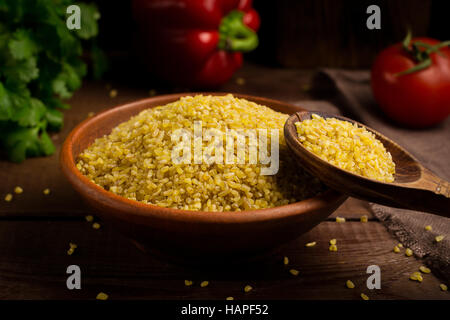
left=284, top=111, right=450, bottom=217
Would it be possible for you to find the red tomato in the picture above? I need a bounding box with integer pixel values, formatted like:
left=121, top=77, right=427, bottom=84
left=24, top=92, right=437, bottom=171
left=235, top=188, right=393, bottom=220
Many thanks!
left=371, top=38, right=450, bottom=128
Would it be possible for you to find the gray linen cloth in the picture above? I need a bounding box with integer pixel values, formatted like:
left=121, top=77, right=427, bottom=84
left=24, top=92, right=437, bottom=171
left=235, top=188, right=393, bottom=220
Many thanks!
left=294, top=69, right=450, bottom=282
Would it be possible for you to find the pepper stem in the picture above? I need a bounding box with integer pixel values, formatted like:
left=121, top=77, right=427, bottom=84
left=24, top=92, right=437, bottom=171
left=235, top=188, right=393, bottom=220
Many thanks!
left=218, top=10, right=258, bottom=52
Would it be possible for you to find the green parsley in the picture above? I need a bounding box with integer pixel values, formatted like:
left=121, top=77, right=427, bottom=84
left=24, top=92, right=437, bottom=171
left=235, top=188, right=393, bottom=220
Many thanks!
left=0, top=0, right=106, bottom=162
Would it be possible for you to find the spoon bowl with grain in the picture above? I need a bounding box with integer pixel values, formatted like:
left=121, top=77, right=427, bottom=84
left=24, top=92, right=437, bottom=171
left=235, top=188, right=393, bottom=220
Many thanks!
left=284, top=111, right=450, bottom=217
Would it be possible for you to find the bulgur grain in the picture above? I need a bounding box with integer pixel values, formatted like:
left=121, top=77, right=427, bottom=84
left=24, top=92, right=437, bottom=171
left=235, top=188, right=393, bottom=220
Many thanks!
left=305, top=241, right=316, bottom=247
left=419, top=266, right=431, bottom=274
left=226, top=296, right=234, bottom=300
left=295, top=114, right=395, bottom=182
left=92, top=222, right=101, bottom=229
left=184, top=280, right=193, bottom=286
left=360, top=215, right=368, bottom=223
left=43, top=188, right=50, bottom=195
left=96, top=292, right=109, bottom=300
left=289, top=269, right=299, bottom=276
left=425, top=225, right=432, bottom=231
left=85, top=215, right=94, bottom=222
left=283, top=256, right=289, bottom=265
left=335, top=217, right=346, bottom=223
left=360, top=293, right=369, bottom=300
left=410, top=272, right=423, bottom=282
left=67, top=242, right=77, bottom=256
left=235, top=77, right=245, bottom=85
left=440, top=283, right=448, bottom=291
left=244, top=285, right=253, bottom=293
left=329, top=239, right=337, bottom=245
left=4, top=193, right=13, bottom=202
left=109, top=89, right=117, bottom=98
left=200, top=281, right=209, bottom=287
left=435, top=235, right=444, bottom=242
left=329, top=244, right=338, bottom=252
left=14, top=186, right=23, bottom=194
left=405, top=248, right=413, bottom=257
left=77, top=95, right=323, bottom=211
left=346, top=280, right=355, bottom=289
left=393, top=246, right=400, bottom=253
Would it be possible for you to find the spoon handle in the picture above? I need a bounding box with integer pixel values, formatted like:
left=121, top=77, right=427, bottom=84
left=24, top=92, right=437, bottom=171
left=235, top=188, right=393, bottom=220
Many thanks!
left=421, top=168, right=450, bottom=198
left=396, top=169, right=450, bottom=217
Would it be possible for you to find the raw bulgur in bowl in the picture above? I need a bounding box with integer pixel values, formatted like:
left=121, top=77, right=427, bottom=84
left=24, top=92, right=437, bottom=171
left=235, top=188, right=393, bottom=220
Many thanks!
left=60, top=93, right=347, bottom=262
left=76, top=94, right=323, bottom=211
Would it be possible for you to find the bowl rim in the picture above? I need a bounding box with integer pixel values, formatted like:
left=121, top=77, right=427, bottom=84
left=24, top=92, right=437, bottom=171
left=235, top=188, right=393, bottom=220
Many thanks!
left=60, top=92, right=346, bottom=224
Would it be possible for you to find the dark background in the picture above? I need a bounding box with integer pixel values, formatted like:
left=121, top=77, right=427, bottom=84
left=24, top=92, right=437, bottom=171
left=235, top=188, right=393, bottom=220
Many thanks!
left=91, top=0, right=449, bottom=71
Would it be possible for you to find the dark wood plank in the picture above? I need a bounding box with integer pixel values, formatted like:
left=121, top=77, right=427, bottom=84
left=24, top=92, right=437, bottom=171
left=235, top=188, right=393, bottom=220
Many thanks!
left=0, top=219, right=447, bottom=300
left=330, top=198, right=373, bottom=219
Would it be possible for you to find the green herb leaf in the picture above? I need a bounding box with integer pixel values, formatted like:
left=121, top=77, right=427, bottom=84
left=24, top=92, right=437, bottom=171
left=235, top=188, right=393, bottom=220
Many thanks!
left=0, top=0, right=105, bottom=162
left=75, top=3, right=100, bottom=40
left=45, top=108, right=63, bottom=130
left=8, top=29, right=39, bottom=60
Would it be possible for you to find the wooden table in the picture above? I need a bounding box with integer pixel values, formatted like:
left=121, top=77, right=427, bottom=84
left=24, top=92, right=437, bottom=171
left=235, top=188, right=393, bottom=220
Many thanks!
left=0, top=64, right=448, bottom=300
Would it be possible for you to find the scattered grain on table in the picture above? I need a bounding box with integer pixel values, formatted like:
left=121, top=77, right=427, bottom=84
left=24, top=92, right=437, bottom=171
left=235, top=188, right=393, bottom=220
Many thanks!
left=67, top=242, right=77, bottom=256
left=329, top=244, right=338, bottom=252
left=360, top=293, right=369, bottom=300
left=440, top=283, right=448, bottom=291
left=43, top=188, right=50, bottom=195
left=360, top=215, right=368, bottom=223
left=184, top=280, right=193, bottom=286
left=329, top=239, right=337, bottom=245
left=305, top=241, right=316, bottom=247
left=109, top=89, right=117, bottom=98
left=419, top=266, right=431, bottom=274
left=405, top=248, right=413, bottom=257
left=235, top=77, right=245, bottom=85
left=346, top=280, right=355, bottom=289
left=200, top=281, right=209, bottom=287
left=409, top=272, right=423, bottom=282
left=435, top=235, right=444, bottom=243
left=14, top=186, right=23, bottom=194
left=85, top=215, right=94, bottom=222
left=283, top=256, right=289, bottom=265
left=244, top=285, right=253, bottom=293
left=226, top=296, right=234, bottom=300
left=425, top=225, right=432, bottom=231
left=393, top=246, right=400, bottom=253
left=92, top=222, right=101, bottom=229
left=335, top=217, right=346, bottom=223
left=289, top=269, right=299, bottom=276
left=96, top=292, right=109, bottom=300
left=4, top=193, right=13, bottom=202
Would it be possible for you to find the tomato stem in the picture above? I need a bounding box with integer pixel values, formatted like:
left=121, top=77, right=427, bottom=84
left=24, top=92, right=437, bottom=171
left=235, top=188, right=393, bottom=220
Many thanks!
left=396, top=31, right=450, bottom=76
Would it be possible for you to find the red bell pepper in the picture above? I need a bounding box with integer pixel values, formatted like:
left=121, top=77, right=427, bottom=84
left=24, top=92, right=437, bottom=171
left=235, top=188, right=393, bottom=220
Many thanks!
left=132, top=0, right=260, bottom=88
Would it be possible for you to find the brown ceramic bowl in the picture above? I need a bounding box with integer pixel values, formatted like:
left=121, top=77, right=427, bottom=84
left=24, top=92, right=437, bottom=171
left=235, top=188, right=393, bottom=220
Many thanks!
left=60, top=93, right=347, bottom=264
